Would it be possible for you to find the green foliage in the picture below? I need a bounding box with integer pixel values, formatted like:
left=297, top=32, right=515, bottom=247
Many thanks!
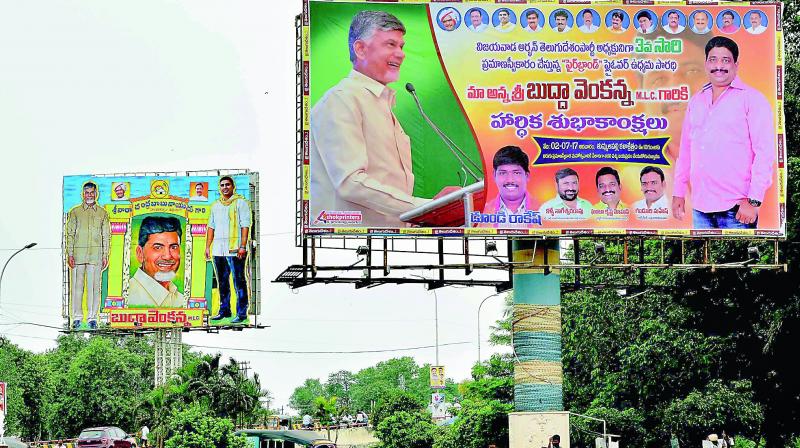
left=434, top=399, right=512, bottom=448
left=326, top=370, right=355, bottom=411
left=349, top=357, right=430, bottom=413
left=163, top=404, right=249, bottom=448
left=289, top=378, right=325, bottom=416
left=571, top=407, right=646, bottom=448
left=374, top=410, right=436, bottom=448
left=461, top=354, right=514, bottom=404
left=45, top=336, right=149, bottom=438
left=0, top=341, right=48, bottom=439
left=488, top=293, right=513, bottom=346
left=371, top=389, right=425, bottom=429
left=662, top=380, right=763, bottom=445
left=313, top=395, right=338, bottom=424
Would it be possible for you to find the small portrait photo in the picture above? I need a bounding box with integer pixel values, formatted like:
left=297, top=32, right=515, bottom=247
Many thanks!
left=605, top=9, right=630, bottom=33
left=111, top=182, right=130, bottom=201
left=576, top=9, right=599, bottom=33
left=465, top=7, right=489, bottom=32
left=492, top=8, right=517, bottom=33
left=661, top=9, right=687, bottom=34
left=521, top=8, right=545, bottom=33
left=549, top=9, right=574, bottom=33
left=437, top=7, right=461, bottom=32
left=190, top=182, right=209, bottom=202
left=689, top=10, right=713, bottom=34
left=634, top=10, right=657, bottom=34
left=744, top=10, right=768, bottom=35
left=716, top=9, right=741, bottom=34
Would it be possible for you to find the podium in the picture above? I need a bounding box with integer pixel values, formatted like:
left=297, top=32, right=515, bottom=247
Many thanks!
left=400, top=181, right=485, bottom=227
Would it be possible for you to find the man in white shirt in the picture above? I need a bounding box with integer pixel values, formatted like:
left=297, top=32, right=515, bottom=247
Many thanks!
left=633, top=166, right=670, bottom=220
left=577, top=9, right=598, bottom=33
left=190, top=182, right=208, bottom=202
left=691, top=11, right=711, bottom=34
left=467, top=9, right=487, bottom=32
left=635, top=11, right=655, bottom=34
left=664, top=10, right=685, bottom=34
left=127, top=216, right=184, bottom=308
left=206, top=176, right=252, bottom=323
left=553, top=10, right=571, bottom=33
left=141, top=425, right=150, bottom=447
left=745, top=11, right=766, bottom=35
left=309, top=11, right=437, bottom=228
left=524, top=10, right=543, bottom=33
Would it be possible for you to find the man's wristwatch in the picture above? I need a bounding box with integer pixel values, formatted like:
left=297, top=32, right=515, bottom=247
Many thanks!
left=748, top=199, right=762, bottom=207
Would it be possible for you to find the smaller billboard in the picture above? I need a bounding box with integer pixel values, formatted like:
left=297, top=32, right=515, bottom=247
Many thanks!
left=62, top=172, right=260, bottom=330
left=430, top=365, right=446, bottom=389
left=0, top=381, right=6, bottom=415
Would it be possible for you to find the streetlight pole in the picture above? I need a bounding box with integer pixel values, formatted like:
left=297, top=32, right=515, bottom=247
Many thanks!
left=477, top=292, right=502, bottom=364
left=433, top=290, right=439, bottom=366
left=0, top=242, right=37, bottom=311
left=0, top=242, right=35, bottom=446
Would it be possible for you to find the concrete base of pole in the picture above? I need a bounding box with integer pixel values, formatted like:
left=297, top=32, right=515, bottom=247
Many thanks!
left=509, top=411, right=570, bottom=448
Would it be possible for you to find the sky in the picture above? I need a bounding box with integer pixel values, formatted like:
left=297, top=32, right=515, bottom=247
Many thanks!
left=0, top=1, right=510, bottom=412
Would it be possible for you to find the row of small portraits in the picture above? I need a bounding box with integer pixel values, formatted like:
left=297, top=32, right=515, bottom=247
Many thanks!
left=436, top=7, right=770, bottom=36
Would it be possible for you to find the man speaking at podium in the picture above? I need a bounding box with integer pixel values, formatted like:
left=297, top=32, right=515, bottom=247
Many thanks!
left=309, top=11, right=437, bottom=228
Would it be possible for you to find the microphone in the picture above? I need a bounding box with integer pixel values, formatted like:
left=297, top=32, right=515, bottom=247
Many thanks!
left=405, top=83, right=483, bottom=185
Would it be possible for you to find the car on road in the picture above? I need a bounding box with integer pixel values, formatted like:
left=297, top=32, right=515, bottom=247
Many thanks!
left=76, top=426, right=137, bottom=448
left=237, top=429, right=336, bottom=448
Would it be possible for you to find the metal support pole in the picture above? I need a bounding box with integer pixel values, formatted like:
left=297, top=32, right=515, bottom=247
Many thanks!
left=366, top=237, right=372, bottom=283
left=639, top=238, right=645, bottom=288
left=438, top=238, right=445, bottom=285
left=574, top=238, right=581, bottom=289
left=383, top=238, right=389, bottom=276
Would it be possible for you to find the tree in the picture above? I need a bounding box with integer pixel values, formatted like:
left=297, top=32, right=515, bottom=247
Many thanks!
left=325, top=370, right=355, bottom=411
left=371, top=389, right=425, bottom=429
left=434, top=399, right=512, bottom=448
left=374, top=411, right=436, bottom=448
left=349, top=357, right=430, bottom=413
left=289, top=378, right=326, bottom=416
left=461, top=354, right=514, bottom=404
left=163, top=404, right=249, bottom=448
left=45, top=336, right=149, bottom=438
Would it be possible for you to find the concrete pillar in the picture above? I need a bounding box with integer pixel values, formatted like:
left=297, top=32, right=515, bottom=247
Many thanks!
left=510, top=239, right=569, bottom=447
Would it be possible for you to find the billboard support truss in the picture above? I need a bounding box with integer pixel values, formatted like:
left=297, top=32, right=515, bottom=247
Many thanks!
left=154, top=328, right=183, bottom=387
left=276, top=236, right=786, bottom=292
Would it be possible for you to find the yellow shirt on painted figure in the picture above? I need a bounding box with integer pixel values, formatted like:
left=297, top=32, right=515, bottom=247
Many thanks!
left=126, top=268, right=184, bottom=308
left=65, top=203, right=110, bottom=265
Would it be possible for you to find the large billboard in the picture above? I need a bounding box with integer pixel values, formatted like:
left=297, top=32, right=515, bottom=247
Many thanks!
left=62, top=173, right=260, bottom=330
left=301, top=1, right=786, bottom=237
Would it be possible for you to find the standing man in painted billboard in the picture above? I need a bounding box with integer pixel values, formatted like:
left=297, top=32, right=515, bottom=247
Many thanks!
left=206, top=176, right=251, bottom=323
left=309, top=11, right=437, bottom=228
left=672, top=36, right=775, bottom=229
left=65, top=181, right=110, bottom=330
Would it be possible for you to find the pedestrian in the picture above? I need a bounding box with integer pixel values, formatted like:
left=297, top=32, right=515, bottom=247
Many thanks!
left=141, top=425, right=149, bottom=448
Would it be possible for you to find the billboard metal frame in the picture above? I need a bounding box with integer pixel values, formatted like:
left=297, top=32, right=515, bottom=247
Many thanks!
left=276, top=235, right=785, bottom=292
